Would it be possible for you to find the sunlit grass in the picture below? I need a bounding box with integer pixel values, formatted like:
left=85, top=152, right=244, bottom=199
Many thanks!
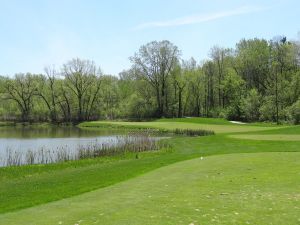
left=81, top=121, right=282, bottom=134
left=1, top=118, right=299, bottom=224
left=1, top=152, right=300, bottom=225
left=229, top=134, right=300, bottom=141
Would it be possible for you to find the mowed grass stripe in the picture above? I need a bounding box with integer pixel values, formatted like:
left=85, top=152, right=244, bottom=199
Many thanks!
left=230, top=134, right=300, bottom=141
left=1, top=152, right=300, bottom=225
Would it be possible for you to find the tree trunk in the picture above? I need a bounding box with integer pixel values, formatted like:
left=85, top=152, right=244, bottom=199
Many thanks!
left=178, top=89, right=182, bottom=118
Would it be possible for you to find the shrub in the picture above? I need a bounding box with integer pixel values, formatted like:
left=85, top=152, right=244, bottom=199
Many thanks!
left=220, top=101, right=245, bottom=121
left=242, top=89, right=261, bottom=121
left=259, top=96, right=276, bottom=122
left=287, top=99, right=300, bottom=124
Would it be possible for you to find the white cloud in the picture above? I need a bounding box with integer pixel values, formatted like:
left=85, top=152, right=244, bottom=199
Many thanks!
left=134, top=6, right=266, bottom=30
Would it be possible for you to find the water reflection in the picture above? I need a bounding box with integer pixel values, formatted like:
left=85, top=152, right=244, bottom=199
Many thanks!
left=0, top=126, right=125, bottom=167
left=0, top=126, right=164, bottom=167
left=0, top=126, right=124, bottom=139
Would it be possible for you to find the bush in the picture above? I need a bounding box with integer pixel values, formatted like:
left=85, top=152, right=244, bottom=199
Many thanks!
left=287, top=99, right=300, bottom=124
left=242, top=89, right=261, bottom=121
left=125, top=94, right=156, bottom=119
left=259, top=96, right=276, bottom=122
left=220, top=100, right=245, bottom=121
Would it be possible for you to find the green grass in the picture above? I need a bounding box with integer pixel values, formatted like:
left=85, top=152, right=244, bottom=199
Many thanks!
left=0, top=150, right=173, bottom=213
left=0, top=128, right=298, bottom=213
left=1, top=152, right=300, bottom=225
left=0, top=121, right=15, bottom=126
left=157, top=117, right=232, bottom=124
left=254, top=125, right=300, bottom=134
left=0, top=118, right=299, bottom=224
left=80, top=120, right=282, bottom=134
left=229, top=134, right=300, bottom=141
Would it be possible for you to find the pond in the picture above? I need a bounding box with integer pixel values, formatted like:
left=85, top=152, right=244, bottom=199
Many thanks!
left=0, top=126, right=163, bottom=167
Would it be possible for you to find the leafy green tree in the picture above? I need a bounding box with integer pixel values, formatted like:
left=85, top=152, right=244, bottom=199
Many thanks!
left=184, top=66, right=206, bottom=117
left=101, top=75, right=120, bottom=119
left=0, top=37, right=299, bottom=123
left=268, top=37, right=297, bottom=123
left=171, top=59, right=196, bottom=117
left=203, top=61, right=216, bottom=117
left=287, top=98, right=300, bottom=124
left=242, top=89, right=261, bottom=121
left=209, top=46, right=231, bottom=108
left=221, top=69, right=245, bottom=120
left=235, top=38, right=270, bottom=94
left=130, top=40, right=180, bottom=117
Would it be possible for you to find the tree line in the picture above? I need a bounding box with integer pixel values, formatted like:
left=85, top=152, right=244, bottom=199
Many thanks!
left=0, top=36, right=300, bottom=124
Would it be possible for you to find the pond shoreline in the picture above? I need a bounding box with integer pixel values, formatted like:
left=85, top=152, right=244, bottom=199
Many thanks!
left=0, top=124, right=169, bottom=167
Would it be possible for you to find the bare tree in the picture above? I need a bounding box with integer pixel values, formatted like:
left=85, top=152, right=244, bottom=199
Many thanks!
left=62, top=58, right=102, bottom=121
left=36, top=66, right=59, bottom=122
left=57, top=84, right=72, bottom=122
left=3, top=73, right=38, bottom=122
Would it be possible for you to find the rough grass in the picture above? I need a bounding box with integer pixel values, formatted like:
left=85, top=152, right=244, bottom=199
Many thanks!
left=1, top=152, right=300, bottom=225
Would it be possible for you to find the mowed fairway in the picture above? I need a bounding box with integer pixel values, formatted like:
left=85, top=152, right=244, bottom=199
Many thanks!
left=1, top=152, right=300, bottom=225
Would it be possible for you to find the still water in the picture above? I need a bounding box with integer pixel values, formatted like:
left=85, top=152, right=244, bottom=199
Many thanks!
left=0, top=126, right=126, bottom=167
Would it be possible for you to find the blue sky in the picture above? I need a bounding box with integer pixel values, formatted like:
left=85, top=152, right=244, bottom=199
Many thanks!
left=0, top=0, right=299, bottom=76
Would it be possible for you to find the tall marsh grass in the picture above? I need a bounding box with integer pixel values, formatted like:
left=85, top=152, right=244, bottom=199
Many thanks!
left=78, top=135, right=167, bottom=159
left=173, top=128, right=215, bottom=136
